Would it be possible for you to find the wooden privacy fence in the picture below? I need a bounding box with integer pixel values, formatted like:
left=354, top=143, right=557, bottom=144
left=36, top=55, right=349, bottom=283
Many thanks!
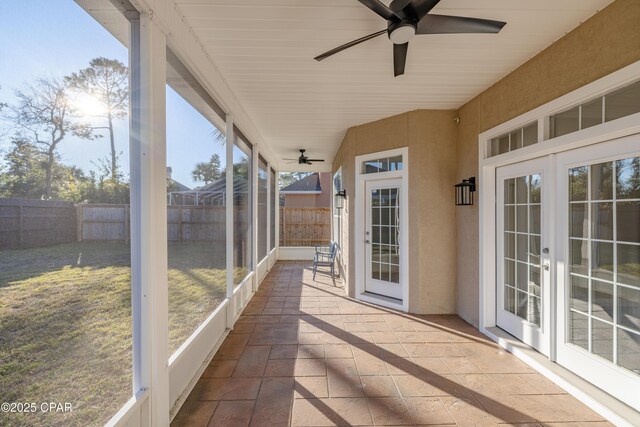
left=79, top=204, right=235, bottom=242
left=280, top=207, right=331, bottom=246
left=0, top=198, right=77, bottom=250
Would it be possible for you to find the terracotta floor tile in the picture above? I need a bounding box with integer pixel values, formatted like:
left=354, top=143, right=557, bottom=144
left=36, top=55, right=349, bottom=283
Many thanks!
left=233, top=345, right=270, bottom=377
left=270, top=345, right=298, bottom=359
left=291, top=397, right=372, bottom=426
left=197, top=378, right=262, bottom=400
left=264, top=359, right=296, bottom=377
left=250, top=377, right=294, bottom=426
left=354, top=352, right=390, bottom=376
left=327, top=358, right=364, bottom=397
left=404, top=397, right=455, bottom=425
left=294, top=377, right=329, bottom=399
left=174, top=262, right=615, bottom=426
left=325, top=343, right=353, bottom=358
left=440, top=356, right=483, bottom=374
left=202, top=359, right=237, bottom=378
left=439, top=396, right=498, bottom=426
left=297, top=344, right=325, bottom=359
left=171, top=400, right=217, bottom=427
left=394, top=373, right=472, bottom=398
left=208, top=400, right=254, bottom=427
left=360, top=375, right=399, bottom=397
left=250, top=324, right=299, bottom=345
left=295, top=357, right=327, bottom=377
left=367, top=397, right=413, bottom=425
left=214, top=334, right=250, bottom=360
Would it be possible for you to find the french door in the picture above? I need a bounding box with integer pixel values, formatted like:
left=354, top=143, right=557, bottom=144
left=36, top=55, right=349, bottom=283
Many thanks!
left=364, top=178, right=402, bottom=299
left=496, top=157, right=551, bottom=356
left=556, top=135, right=640, bottom=410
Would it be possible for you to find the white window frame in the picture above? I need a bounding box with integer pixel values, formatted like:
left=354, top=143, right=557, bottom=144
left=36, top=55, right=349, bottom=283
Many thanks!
left=355, top=147, right=409, bottom=312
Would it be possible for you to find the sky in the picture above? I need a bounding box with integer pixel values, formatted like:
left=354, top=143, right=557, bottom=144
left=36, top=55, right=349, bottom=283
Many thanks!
left=0, top=0, right=227, bottom=189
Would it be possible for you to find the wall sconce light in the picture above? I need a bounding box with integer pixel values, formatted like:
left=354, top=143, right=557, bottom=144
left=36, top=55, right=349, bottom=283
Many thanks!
left=334, top=189, right=347, bottom=209
left=454, top=177, right=476, bottom=206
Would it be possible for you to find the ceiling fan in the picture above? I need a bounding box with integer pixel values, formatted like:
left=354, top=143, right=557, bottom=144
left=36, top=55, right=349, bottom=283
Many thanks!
left=314, top=0, right=506, bottom=77
left=283, top=149, right=326, bottom=165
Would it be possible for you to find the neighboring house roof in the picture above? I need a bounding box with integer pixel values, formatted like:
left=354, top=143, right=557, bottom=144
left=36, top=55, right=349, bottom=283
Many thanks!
left=169, top=179, right=191, bottom=192
left=280, top=173, right=322, bottom=194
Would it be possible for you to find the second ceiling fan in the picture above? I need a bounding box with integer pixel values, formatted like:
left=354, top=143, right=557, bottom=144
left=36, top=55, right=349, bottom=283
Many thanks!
left=314, top=0, right=506, bottom=77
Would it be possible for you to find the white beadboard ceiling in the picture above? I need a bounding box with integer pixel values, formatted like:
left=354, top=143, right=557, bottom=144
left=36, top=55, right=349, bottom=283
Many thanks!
left=174, top=0, right=612, bottom=170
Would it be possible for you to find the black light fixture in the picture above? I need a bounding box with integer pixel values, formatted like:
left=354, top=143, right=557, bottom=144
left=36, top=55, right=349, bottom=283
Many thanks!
left=334, top=189, right=347, bottom=209
left=454, top=177, right=476, bottom=206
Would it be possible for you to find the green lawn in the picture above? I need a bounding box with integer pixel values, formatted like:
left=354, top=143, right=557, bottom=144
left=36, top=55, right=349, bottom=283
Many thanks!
left=0, top=241, right=235, bottom=427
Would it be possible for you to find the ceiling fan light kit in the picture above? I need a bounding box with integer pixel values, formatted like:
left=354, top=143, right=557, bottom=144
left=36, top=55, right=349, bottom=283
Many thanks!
left=314, top=0, right=506, bottom=77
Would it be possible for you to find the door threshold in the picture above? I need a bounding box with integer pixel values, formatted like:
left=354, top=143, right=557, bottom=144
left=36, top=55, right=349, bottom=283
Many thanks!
left=483, top=326, right=640, bottom=426
left=358, top=292, right=404, bottom=311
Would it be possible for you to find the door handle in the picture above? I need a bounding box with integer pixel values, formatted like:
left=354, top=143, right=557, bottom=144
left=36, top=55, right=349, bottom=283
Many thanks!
left=364, top=240, right=370, bottom=244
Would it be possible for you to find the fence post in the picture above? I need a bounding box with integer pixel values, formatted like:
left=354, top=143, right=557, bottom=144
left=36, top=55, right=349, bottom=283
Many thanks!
left=18, top=204, right=24, bottom=249
left=281, top=207, right=286, bottom=247
left=76, top=205, right=83, bottom=242
left=124, top=205, right=129, bottom=243
left=178, top=206, right=183, bottom=242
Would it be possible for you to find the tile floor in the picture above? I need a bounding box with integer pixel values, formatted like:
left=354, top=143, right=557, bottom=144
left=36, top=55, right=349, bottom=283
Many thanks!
left=172, top=261, right=611, bottom=426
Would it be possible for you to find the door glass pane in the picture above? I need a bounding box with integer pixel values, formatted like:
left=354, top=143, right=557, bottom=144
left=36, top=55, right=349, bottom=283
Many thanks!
left=592, top=319, right=614, bottom=362
left=616, top=157, right=640, bottom=199
left=570, top=166, right=588, bottom=201
left=370, top=186, right=400, bottom=284
left=502, top=173, right=542, bottom=327
left=592, top=280, right=614, bottom=322
left=567, top=155, right=640, bottom=376
left=617, top=328, right=640, bottom=374
left=591, top=162, right=613, bottom=200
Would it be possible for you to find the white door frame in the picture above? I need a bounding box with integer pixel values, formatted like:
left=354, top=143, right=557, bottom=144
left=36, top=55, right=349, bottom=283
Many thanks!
left=355, top=147, right=409, bottom=312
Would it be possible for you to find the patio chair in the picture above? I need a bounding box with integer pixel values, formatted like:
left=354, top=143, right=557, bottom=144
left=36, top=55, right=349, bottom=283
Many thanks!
left=313, top=242, right=338, bottom=280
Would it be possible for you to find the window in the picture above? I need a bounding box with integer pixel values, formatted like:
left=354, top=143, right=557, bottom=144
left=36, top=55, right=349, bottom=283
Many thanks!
left=550, top=80, right=640, bottom=139
left=0, top=1, right=135, bottom=424
left=166, top=49, right=227, bottom=355
left=258, top=155, right=268, bottom=261
left=362, top=155, right=403, bottom=174
left=270, top=167, right=276, bottom=251
left=489, top=122, right=538, bottom=157
left=233, top=129, right=253, bottom=284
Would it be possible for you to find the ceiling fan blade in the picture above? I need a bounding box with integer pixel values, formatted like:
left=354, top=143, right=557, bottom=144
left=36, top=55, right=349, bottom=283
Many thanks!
left=405, top=0, right=440, bottom=20
left=389, top=0, right=414, bottom=12
left=393, top=42, right=408, bottom=77
left=356, top=0, right=400, bottom=20
left=417, top=14, right=506, bottom=34
left=306, top=159, right=325, bottom=162
left=314, top=30, right=387, bottom=61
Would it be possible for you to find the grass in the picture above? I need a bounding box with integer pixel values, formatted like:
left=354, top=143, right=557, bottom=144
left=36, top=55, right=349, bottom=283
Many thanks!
left=0, top=241, right=240, bottom=427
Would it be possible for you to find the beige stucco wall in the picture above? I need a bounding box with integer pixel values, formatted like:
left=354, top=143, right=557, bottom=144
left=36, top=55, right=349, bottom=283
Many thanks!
left=455, top=0, right=640, bottom=326
left=333, top=110, right=458, bottom=314
left=331, top=0, right=640, bottom=319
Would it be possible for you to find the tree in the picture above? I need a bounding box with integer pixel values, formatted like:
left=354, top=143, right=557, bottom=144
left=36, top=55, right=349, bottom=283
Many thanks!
left=65, top=58, right=128, bottom=182
left=192, top=153, right=222, bottom=184
left=8, top=77, right=94, bottom=198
